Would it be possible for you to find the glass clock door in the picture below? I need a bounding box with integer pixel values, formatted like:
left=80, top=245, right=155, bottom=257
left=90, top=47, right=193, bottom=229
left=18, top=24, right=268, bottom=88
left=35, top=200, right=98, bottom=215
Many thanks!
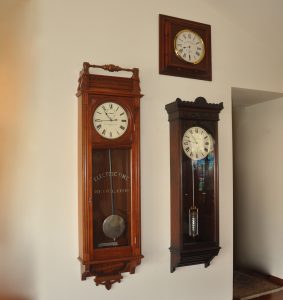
left=92, top=148, right=131, bottom=249
left=182, top=147, right=216, bottom=245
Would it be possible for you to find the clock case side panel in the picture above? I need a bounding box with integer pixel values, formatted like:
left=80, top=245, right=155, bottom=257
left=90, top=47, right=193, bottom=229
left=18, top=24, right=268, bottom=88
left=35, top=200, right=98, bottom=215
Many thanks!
left=78, top=92, right=93, bottom=274
left=168, top=119, right=183, bottom=273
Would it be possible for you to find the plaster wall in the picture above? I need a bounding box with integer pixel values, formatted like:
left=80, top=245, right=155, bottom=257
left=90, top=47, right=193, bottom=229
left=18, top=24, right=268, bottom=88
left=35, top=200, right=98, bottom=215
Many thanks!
left=1, top=0, right=283, bottom=299
left=233, top=99, right=283, bottom=278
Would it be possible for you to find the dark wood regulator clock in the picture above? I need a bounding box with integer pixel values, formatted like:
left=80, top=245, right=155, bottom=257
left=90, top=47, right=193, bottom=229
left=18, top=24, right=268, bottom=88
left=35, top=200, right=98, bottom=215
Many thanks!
left=77, top=62, right=143, bottom=289
left=165, top=97, right=223, bottom=272
left=159, top=14, right=212, bottom=80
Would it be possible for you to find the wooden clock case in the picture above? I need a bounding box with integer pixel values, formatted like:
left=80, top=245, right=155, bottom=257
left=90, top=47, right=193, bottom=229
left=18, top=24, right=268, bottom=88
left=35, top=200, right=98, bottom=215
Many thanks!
left=159, top=14, right=212, bottom=81
left=76, top=62, right=143, bottom=289
left=165, top=97, right=223, bottom=272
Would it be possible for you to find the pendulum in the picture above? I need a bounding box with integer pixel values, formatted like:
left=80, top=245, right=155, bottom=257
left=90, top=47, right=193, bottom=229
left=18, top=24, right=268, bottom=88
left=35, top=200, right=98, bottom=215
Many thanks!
left=189, top=160, right=199, bottom=237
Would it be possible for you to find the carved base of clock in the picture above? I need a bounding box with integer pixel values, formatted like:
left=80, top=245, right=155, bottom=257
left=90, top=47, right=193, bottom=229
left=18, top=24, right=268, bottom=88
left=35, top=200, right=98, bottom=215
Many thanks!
left=170, top=246, right=221, bottom=272
left=79, top=255, right=143, bottom=290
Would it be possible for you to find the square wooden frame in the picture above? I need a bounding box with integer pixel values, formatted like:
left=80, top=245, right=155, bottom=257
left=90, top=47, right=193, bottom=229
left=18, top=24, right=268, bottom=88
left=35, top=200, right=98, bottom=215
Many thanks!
left=159, top=14, right=212, bottom=81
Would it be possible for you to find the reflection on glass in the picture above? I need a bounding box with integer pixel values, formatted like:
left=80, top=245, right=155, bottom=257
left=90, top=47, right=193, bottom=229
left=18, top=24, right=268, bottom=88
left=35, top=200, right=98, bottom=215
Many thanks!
left=92, top=148, right=131, bottom=249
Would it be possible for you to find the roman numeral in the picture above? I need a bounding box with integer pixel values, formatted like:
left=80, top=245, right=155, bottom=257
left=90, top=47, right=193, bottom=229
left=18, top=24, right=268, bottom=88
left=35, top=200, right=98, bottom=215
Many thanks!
left=109, top=103, right=113, bottom=109
left=120, top=126, right=125, bottom=130
left=120, top=112, right=125, bottom=116
left=96, top=125, right=101, bottom=130
left=102, top=129, right=106, bottom=135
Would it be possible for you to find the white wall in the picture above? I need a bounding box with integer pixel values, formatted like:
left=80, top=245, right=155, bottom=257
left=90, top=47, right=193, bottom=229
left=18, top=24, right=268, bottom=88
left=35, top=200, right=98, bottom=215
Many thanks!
left=0, top=1, right=40, bottom=299
left=233, top=98, right=283, bottom=278
left=1, top=0, right=283, bottom=299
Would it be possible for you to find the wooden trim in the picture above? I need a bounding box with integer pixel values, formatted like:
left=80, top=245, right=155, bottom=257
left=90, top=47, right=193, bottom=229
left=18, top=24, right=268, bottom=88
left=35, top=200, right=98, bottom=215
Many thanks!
left=267, top=274, right=283, bottom=287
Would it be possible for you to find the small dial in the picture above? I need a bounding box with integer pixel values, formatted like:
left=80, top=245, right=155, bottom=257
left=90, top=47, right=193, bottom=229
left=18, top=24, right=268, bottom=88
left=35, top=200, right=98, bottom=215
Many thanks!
left=182, top=126, right=213, bottom=160
left=174, top=29, right=205, bottom=64
left=93, top=102, right=129, bottom=139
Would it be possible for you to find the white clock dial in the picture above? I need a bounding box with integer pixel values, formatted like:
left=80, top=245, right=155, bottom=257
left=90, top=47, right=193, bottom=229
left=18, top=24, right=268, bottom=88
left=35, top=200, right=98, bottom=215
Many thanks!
left=93, top=102, right=129, bottom=139
left=182, top=126, right=213, bottom=160
left=174, top=29, right=205, bottom=64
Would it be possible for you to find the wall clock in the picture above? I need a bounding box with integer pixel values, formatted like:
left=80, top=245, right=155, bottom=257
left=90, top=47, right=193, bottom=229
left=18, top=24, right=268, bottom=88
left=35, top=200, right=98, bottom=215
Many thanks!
left=159, top=14, right=212, bottom=81
left=77, top=62, right=143, bottom=289
left=165, top=97, right=223, bottom=272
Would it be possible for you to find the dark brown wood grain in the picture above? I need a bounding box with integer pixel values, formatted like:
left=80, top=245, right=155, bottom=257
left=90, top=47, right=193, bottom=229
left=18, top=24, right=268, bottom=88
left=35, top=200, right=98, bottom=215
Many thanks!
left=77, top=63, right=143, bottom=289
left=255, top=291, right=283, bottom=300
left=165, top=97, right=223, bottom=272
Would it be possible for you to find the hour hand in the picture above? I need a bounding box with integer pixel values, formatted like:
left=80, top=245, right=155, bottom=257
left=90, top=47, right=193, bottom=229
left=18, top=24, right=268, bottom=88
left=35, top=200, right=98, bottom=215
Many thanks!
left=191, top=136, right=198, bottom=144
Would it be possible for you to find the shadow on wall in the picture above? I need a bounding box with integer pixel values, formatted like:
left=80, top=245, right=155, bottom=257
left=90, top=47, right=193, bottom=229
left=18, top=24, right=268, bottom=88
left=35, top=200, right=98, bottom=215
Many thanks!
left=0, top=296, right=31, bottom=300
left=0, top=1, right=38, bottom=300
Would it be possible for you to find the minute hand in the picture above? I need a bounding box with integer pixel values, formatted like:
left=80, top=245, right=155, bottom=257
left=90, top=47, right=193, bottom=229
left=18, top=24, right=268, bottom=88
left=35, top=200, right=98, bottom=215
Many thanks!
left=96, top=119, right=118, bottom=122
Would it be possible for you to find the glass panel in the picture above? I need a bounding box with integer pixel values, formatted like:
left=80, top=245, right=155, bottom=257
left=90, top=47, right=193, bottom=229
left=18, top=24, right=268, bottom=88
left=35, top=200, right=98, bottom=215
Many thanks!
left=92, top=148, right=131, bottom=249
left=183, top=149, right=216, bottom=244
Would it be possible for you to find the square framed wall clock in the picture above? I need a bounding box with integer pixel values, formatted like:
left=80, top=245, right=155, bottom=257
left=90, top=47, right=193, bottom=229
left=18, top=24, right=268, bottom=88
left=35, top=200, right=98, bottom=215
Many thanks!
left=159, top=14, right=212, bottom=81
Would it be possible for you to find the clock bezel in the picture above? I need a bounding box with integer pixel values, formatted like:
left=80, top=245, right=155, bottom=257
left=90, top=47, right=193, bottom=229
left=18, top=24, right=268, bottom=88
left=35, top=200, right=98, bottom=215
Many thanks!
left=174, top=29, right=205, bottom=65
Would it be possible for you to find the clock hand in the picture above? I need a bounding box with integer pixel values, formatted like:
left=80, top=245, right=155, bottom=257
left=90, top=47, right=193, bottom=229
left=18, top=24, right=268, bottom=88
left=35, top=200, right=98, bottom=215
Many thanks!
left=191, top=135, right=198, bottom=144
left=104, top=110, right=113, bottom=121
left=96, top=119, right=118, bottom=122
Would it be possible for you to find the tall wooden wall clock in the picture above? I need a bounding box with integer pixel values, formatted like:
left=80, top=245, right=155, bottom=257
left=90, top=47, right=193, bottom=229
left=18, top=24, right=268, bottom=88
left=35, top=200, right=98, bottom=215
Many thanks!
left=77, top=62, right=143, bottom=289
left=165, top=97, right=223, bottom=272
left=159, top=14, right=212, bottom=81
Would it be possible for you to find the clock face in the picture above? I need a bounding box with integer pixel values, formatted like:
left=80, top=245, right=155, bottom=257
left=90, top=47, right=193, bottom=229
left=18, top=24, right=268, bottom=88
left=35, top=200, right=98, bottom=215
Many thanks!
left=182, top=126, right=213, bottom=160
left=93, top=102, right=129, bottom=139
left=174, top=29, right=205, bottom=64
